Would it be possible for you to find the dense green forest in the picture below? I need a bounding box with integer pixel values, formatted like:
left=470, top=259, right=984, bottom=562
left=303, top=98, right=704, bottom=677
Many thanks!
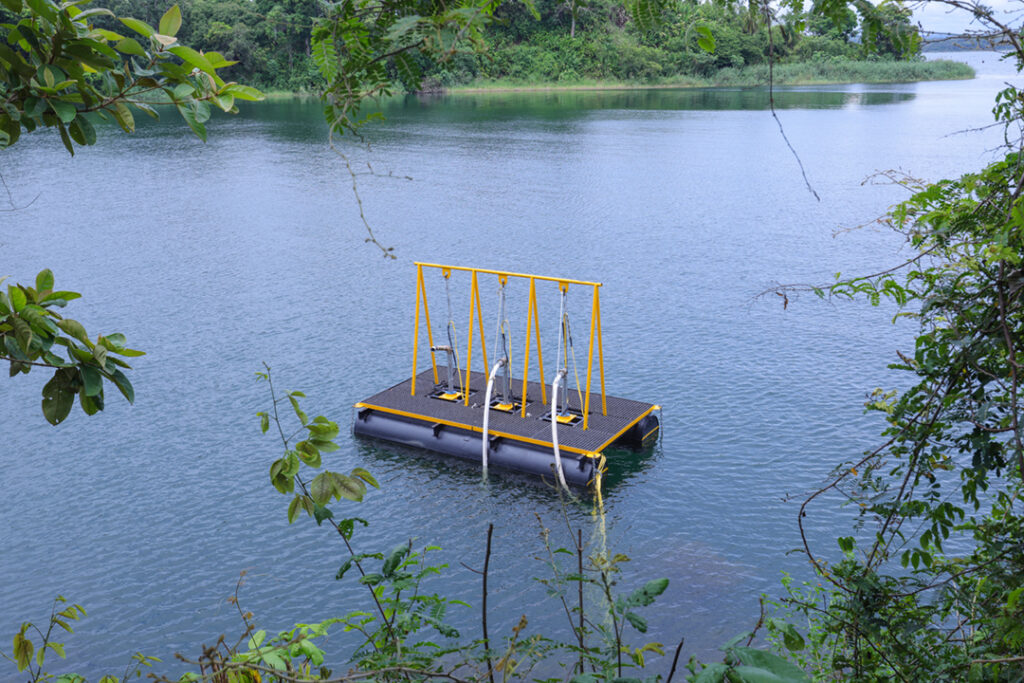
left=88, top=0, right=968, bottom=92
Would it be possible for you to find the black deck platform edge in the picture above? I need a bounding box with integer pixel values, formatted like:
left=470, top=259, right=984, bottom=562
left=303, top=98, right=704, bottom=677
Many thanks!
left=355, top=369, right=657, bottom=455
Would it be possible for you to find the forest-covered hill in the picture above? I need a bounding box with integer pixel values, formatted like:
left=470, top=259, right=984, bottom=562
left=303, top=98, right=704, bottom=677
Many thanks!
left=79, top=0, right=966, bottom=92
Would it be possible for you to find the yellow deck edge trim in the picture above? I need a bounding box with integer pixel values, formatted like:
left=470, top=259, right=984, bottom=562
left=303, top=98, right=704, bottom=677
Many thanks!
left=591, top=404, right=658, bottom=453
left=354, top=402, right=593, bottom=456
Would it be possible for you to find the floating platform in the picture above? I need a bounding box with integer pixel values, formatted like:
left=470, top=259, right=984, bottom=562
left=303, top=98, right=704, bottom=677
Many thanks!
left=355, top=369, right=658, bottom=486
left=352, top=263, right=661, bottom=488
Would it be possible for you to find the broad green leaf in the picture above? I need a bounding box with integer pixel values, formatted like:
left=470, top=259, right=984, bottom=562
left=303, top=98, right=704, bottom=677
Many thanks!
left=314, top=505, right=334, bottom=526
left=288, top=395, right=308, bottom=424
left=270, top=461, right=294, bottom=494
left=695, top=24, right=716, bottom=53
left=50, top=100, right=77, bottom=124
left=108, top=368, right=135, bottom=403
left=79, top=387, right=103, bottom=415
left=94, top=28, right=124, bottom=41
left=383, top=542, right=411, bottom=577
left=310, top=472, right=332, bottom=505
left=359, top=573, right=384, bottom=586
left=329, top=471, right=365, bottom=502
left=35, top=269, right=54, bottom=292
left=296, top=440, right=322, bottom=468
left=42, top=371, right=75, bottom=425
left=309, top=438, right=339, bottom=453
left=351, top=467, right=379, bottom=489
left=42, top=291, right=81, bottom=304
left=175, top=102, right=206, bottom=142
left=98, top=333, right=126, bottom=351
left=9, top=285, right=26, bottom=311
left=57, top=318, right=90, bottom=346
left=13, top=630, right=33, bottom=671
left=168, top=46, right=217, bottom=78
left=624, top=611, right=647, bottom=633
left=11, top=315, right=33, bottom=352
left=80, top=365, right=102, bottom=397
left=307, top=421, right=339, bottom=441
left=220, top=84, right=264, bottom=101
left=56, top=120, right=75, bottom=155
left=211, top=93, right=235, bottom=113
left=248, top=629, right=266, bottom=649
left=204, top=51, right=236, bottom=68
left=68, top=118, right=94, bottom=146
left=112, top=101, right=135, bottom=133
left=172, top=82, right=195, bottom=100
left=159, top=5, right=182, bottom=37
left=622, top=578, right=669, bottom=608
left=119, top=17, right=155, bottom=37
left=694, top=663, right=730, bottom=683
left=115, top=38, right=147, bottom=57
left=262, top=652, right=287, bottom=671
left=731, top=648, right=808, bottom=682
left=287, top=495, right=302, bottom=523
left=92, top=343, right=107, bottom=369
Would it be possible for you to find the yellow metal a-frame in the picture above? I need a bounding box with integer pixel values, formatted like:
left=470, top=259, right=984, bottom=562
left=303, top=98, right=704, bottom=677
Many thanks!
left=410, top=263, right=607, bottom=429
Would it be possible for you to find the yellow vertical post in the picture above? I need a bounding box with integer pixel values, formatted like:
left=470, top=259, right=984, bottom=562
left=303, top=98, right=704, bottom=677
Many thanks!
left=424, top=272, right=438, bottom=385
left=464, top=270, right=478, bottom=406
left=583, top=284, right=599, bottom=429
left=595, top=287, right=606, bottom=415
left=520, top=277, right=535, bottom=417
left=533, top=280, right=547, bottom=404
left=412, top=265, right=422, bottom=396
left=477, top=275, right=488, bottom=373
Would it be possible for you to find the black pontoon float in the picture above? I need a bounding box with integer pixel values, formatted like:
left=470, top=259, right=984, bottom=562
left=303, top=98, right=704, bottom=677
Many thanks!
left=353, top=263, right=660, bottom=489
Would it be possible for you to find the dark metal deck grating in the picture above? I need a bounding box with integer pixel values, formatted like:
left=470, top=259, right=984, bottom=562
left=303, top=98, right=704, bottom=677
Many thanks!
left=357, top=369, right=656, bottom=454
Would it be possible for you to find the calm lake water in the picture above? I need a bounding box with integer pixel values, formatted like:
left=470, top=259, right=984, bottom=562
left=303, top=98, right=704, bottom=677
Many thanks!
left=1, top=51, right=1017, bottom=677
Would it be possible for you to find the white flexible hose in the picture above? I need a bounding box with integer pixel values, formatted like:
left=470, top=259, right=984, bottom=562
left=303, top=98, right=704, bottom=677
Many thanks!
left=481, top=359, right=506, bottom=475
left=550, top=369, right=570, bottom=492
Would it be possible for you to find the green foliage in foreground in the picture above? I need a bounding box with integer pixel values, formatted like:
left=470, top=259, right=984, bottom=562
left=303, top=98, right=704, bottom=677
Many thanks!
left=0, top=270, right=143, bottom=425
left=0, top=1, right=262, bottom=152
left=757, top=51, right=1024, bottom=682
left=763, top=151, right=1024, bottom=682
left=0, top=0, right=261, bottom=423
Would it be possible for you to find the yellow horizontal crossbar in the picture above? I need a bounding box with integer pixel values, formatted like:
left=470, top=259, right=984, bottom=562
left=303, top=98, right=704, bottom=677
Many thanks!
left=415, top=262, right=602, bottom=288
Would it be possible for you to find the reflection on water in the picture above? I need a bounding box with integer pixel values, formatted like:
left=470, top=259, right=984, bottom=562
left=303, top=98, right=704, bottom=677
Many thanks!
left=401, top=87, right=915, bottom=116
left=242, top=86, right=917, bottom=134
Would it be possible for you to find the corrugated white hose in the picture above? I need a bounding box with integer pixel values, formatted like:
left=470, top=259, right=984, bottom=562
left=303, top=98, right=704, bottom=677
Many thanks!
left=481, top=359, right=506, bottom=476
left=550, top=369, right=570, bottom=492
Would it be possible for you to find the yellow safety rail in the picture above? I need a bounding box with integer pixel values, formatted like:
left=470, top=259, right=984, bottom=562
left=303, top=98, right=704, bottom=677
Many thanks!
left=411, top=263, right=606, bottom=429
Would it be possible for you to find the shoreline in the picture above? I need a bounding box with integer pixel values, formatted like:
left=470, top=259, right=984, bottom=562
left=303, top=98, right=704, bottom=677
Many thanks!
left=437, top=77, right=964, bottom=94
left=439, top=60, right=975, bottom=95
left=254, top=59, right=975, bottom=99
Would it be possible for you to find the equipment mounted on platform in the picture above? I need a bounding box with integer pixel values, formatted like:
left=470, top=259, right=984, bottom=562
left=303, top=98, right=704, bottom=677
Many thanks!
left=353, top=263, right=661, bottom=489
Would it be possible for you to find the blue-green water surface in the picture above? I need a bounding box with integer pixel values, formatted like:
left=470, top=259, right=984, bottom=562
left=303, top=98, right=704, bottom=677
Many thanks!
left=0, top=51, right=1016, bottom=677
